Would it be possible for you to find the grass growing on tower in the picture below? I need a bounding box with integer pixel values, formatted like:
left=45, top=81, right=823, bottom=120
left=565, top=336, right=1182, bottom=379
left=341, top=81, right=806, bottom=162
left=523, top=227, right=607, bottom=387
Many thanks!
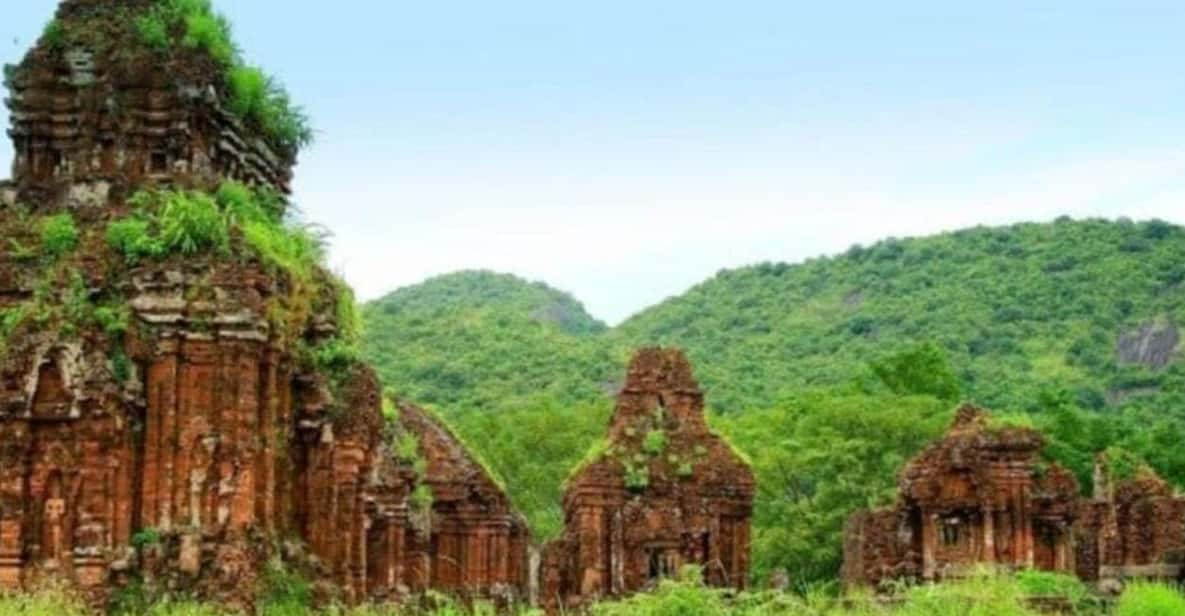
left=127, top=0, right=311, bottom=153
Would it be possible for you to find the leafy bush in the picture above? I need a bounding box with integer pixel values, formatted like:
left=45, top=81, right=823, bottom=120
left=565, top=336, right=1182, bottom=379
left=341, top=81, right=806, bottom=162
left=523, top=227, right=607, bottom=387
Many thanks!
left=309, top=338, right=361, bottom=374
left=39, top=213, right=79, bottom=260
left=1116, top=581, right=1185, bottom=616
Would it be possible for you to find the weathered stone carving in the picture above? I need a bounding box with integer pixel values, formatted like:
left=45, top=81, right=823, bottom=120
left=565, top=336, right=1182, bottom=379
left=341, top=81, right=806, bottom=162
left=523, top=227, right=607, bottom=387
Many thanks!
left=844, top=405, right=1185, bottom=591
left=541, top=348, right=754, bottom=611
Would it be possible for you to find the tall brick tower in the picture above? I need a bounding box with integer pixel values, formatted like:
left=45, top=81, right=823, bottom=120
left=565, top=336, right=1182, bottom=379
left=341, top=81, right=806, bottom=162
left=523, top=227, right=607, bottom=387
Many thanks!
left=0, top=1, right=415, bottom=607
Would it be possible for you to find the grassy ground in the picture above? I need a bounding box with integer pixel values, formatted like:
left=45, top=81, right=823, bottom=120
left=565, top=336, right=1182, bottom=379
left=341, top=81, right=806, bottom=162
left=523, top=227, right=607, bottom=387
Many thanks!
left=2, top=570, right=1185, bottom=611
left=2, top=569, right=1182, bottom=615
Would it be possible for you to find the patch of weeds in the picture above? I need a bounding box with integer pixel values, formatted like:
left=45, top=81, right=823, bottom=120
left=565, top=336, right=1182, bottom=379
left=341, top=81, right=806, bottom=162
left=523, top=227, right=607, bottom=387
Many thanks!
left=258, top=557, right=312, bottom=616
left=40, top=213, right=79, bottom=261
left=106, top=216, right=164, bottom=264
left=392, top=428, right=429, bottom=477
left=110, top=348, right=134, bottom=384
left=227, top=65, right=314, bottom=154
left=410, top=484, right=434, bottom=513
left=156, top=191, right=230, bottom=255
left=624, top=461, right=650, bottom=491
left=175, top=1, right=238, bottom=66
left=135, top=10, right=171, bottom=50
left=94, top=303, right=131, bottom=337
left=642, top=429, right=667, bottom=456
left=131, top=527, right=162, bottom=550
left=60, top=272, right=92, bottom=338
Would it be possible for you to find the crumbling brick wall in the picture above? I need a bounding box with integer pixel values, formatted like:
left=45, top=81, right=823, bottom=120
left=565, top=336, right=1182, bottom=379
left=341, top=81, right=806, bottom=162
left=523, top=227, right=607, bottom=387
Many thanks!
left=1074, top=470, right=1185, bottom=586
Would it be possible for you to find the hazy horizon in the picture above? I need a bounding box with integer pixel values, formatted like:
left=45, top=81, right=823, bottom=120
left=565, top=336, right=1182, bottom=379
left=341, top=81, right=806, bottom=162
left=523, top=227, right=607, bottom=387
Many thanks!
left=4, top=1, right=1185, bottom=324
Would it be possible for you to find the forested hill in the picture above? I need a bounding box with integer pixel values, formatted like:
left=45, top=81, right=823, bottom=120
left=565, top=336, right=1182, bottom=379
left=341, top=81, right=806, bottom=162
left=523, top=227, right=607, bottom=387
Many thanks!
left=361, top=270, right=619, bottom=411
left=619, top=217, right=1185, bottom=415
left=365, top=218, right=1185, bottom=418
left=361, top=218, right=1185, bottom=583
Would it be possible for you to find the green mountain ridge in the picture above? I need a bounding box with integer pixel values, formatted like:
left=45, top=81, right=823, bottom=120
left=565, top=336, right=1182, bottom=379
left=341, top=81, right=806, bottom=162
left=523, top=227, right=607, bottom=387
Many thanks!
left=365, top=218, right=1185, bottom=416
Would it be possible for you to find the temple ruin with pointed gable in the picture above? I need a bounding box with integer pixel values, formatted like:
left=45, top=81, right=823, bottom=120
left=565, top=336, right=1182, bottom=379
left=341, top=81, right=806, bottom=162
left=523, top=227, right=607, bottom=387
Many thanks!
left=541, top=348, right=755, bottom=611
left=843, top=404, right=1185, bottom=590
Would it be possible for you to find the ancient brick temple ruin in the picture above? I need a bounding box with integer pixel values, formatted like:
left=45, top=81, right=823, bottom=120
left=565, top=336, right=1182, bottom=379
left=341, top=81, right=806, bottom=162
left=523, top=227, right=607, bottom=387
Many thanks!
left=542, top=348, right=755, bottom=610
left=397, top=403, right=531, bottom=600
left=844, top=405, right=1185, bottom=590
left=0, top=0, right=529, bottom=608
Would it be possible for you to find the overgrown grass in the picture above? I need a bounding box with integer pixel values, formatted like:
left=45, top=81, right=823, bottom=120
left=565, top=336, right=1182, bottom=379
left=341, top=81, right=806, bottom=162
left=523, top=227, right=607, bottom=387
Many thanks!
left=228, top=65, right=314, bottom=153
left=2, top=572, right=1184, bottom=614
left=1116, top=581, right=1185, bottom=616
left=135, top=11, right=171, bottom=51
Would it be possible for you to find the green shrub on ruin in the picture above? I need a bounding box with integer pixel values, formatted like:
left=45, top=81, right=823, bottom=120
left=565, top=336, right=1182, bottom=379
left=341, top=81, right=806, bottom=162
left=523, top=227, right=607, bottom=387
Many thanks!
left=642, top=429, right=668, bottom=456
left=39, top=213, right=79, bottom=261
left=41, top=19, right=68, bottom=50
left=127, top=1, right=312, bottom=153
left=106, top=217, right=164, bottom=264
left=228, top=66, right=314, bottom=153
left=135, top=11, right=171, bottom=51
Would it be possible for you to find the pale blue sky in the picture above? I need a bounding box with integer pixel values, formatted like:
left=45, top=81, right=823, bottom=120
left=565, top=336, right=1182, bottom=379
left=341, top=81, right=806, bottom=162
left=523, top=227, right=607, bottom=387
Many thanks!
left=4, top=1, right=1185, bottom=323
